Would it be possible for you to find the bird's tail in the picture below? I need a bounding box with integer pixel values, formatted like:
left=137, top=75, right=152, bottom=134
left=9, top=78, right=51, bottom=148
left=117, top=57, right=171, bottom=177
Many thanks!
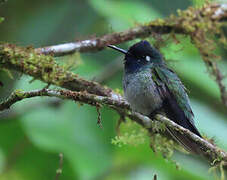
left=166, top=127, right=202, bottom=154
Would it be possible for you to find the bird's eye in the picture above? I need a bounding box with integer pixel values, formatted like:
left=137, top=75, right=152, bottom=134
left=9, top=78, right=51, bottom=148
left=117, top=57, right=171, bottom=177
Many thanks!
left=145, top=56, right=151, bottom=62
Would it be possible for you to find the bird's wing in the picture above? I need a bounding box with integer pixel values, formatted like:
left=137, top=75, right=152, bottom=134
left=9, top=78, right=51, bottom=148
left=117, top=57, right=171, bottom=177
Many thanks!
left=152, top=65, right=201, bottom=137
left=151, top=65, right=202, bottom=154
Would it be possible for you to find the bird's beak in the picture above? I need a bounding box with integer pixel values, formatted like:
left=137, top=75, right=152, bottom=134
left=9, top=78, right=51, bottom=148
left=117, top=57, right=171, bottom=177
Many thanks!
left=107, top=45, right=128, bottom=55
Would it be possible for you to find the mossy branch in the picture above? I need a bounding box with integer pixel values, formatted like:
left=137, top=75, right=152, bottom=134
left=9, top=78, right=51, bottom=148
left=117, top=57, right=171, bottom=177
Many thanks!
left=0, top=44, right=117, bottom=97
left=0, top=1, right=227, bottom=170
left=0, top=89, right=130, bottom=111
left=1, top=88, right=227, bottom=167
left=35, top=2, right=227, bottom=107
left=35, top=3, right=227, bottom=56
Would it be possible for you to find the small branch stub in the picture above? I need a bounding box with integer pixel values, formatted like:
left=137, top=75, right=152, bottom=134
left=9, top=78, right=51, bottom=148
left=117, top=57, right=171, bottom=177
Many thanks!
left=96, top=105, right=103, bottom=128
left=55, top=153, right=63, bottom=180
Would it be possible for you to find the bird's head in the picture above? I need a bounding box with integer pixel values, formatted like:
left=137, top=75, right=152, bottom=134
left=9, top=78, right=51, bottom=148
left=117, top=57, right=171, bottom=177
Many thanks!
left=108, top=40, right=163, bottom=73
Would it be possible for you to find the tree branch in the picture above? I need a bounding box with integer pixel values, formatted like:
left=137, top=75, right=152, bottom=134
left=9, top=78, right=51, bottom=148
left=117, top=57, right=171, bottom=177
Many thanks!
left=35, top=2, right=227, bottom=108
left=0, top=2, right=227, bottom=169
left=55, top=153, right=63, bottom=180
left=1, top=3, right=227, bottom=107
left=0, top=89, right=130, bottom=111
left=0, top=44, right=120, bottom=98
left=1, top=88, right=227, bottom=167
left=35, top=3, right=227, bottom=56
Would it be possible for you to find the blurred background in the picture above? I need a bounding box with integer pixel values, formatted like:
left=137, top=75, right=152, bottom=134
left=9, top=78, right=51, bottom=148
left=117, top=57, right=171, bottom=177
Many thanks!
left=0, top=0, right=227, bottom=179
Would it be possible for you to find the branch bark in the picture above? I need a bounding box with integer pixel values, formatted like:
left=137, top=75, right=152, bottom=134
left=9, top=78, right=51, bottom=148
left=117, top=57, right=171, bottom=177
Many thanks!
left=35, top=2, right=227, bottom=108
left=0, top=44, right=118, bottom=98
left=35, top=3, right=227, bottom=56
left=1, top=2, right=227, bottom=169
left=0, top=88, right=227, bottom=167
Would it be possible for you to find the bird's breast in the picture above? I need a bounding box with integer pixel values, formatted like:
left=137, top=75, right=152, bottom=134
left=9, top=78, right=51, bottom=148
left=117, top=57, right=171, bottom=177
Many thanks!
left=123, top=68, right=163, bottom=116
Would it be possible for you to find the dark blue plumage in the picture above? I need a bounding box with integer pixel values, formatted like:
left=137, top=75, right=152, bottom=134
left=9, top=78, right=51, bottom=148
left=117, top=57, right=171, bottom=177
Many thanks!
left=124, top=41, right=163, bottom=73
left=108, top=41, right=202, bottom=153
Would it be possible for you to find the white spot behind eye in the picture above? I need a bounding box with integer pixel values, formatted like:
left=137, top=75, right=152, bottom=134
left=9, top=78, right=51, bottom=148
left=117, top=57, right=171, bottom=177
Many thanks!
left=145, top=56, right=151, bottom=62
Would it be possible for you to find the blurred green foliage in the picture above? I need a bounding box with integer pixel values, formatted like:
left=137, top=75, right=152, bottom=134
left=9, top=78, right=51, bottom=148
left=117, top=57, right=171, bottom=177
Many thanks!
left=0, top=0, right=227, bottom=180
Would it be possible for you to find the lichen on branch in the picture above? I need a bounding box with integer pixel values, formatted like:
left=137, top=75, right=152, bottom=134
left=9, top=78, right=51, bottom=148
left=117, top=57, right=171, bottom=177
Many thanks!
left=34, top=2, right=227, bottom=107
left=35, top=3, right=227, bottom=56
left=0, top=44, right=113, bottom=97
left=1, top=88, right=227, bottom=167
left=0, top=1, right=227, bottom=170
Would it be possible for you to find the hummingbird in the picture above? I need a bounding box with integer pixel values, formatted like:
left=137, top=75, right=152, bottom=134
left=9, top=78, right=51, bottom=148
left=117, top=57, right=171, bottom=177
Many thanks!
left=108, top=40, right=202, bottom=153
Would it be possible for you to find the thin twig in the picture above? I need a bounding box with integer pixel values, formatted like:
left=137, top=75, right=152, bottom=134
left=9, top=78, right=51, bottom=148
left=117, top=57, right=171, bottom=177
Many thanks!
left=55, top=153, right=63, bottom=180
left=210, top=62, right=227, bottom=108
left=96, top=105, right=103, bottom=128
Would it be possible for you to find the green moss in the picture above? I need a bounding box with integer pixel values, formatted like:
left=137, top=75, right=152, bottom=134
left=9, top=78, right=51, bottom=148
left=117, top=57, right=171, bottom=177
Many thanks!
left=114, top=88, right=123, bottom=95
left=150, top=134, right=175, bottom=159
left=111, top=119, right=148, bottom=147
left=14, top=89, right=25, bottom=98
left=147, top=2, right=225, bottom=63
left=0, top=44, right=78, bottom=88
left=111, top=131, right=146, bottom=147
left=176, top=3, right=224, bottom=62
left=151, top=121, right=166, bottom=132
left=0, top=17, right=4, bottom=23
